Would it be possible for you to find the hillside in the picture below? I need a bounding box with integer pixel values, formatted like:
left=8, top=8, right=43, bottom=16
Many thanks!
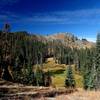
left=21, top=32, right=95, bottom=49
left=0, top=30, right=97, bottom=100
left=0, top=31, right=94, bottom=84
left=46, top=32, right=95, bottom=49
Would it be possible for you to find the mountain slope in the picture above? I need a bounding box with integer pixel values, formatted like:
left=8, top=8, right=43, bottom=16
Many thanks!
left=45, top=32, right=95, bottom=49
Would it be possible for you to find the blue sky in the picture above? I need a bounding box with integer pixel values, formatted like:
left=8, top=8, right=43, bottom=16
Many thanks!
left=0, top=0, right=100, bottom=42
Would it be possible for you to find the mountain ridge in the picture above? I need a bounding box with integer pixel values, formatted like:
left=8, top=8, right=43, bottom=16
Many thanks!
left=31, top=32, right=95, bottom=49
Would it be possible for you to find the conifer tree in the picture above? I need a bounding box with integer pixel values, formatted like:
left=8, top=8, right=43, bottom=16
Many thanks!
left=83, top=70, right=94, bottom=90
left=65, top=65, right=76, bottom=88
left=95, top=33, right=100, bottom=89
left=83, top=49, right=95, bottom=90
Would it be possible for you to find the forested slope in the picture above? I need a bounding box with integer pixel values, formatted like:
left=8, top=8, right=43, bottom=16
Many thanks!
left=0, top=25, right=97, bottom=90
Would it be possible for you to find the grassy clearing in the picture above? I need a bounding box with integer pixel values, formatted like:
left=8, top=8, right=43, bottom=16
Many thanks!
left=52, top=70, right=83, bottom=88
left=52, top=73, right=66, bottom=87
left=34, top=57, right=83, bottom=88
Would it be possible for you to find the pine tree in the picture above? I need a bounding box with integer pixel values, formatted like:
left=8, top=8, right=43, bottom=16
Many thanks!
left=83, top=70, right=94, bottom=90
left=65, top=65, right=76, bottom=88
left=83, top=49, right=95, bottom=90
left=95, top=33, right=100, bottom=90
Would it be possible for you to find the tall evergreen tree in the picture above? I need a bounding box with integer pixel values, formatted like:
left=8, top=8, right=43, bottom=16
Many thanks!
left=65, top=65, right=76, bottom=88
left=83, top=48, right=95, bottom=90
left=95, top=33, right=100, bottom=90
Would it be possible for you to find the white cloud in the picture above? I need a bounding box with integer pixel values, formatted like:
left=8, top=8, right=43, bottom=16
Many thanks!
left=79, top=36, right=96, bottom=42
left=85, top=37, right=96, bottom=42
left=18, top=8, right=100, bottom=25
left=1, top=8, right=100, bottom=25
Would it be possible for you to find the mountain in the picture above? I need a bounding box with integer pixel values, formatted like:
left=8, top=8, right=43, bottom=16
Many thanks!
left=13, top=31, right=94, bottom=49
left=38, top=32, right=95, bottom=49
